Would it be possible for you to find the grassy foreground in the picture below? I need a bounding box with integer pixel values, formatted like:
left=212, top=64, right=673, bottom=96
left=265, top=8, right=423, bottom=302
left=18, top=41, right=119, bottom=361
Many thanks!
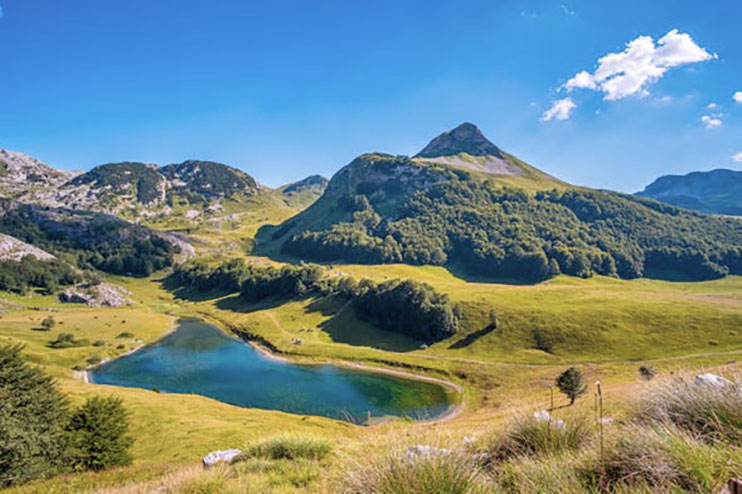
left=2, top=255, right=741, bottom=492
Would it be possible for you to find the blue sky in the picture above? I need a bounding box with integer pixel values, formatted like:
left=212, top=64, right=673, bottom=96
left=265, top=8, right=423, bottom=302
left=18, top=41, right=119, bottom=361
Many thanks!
left=0, top=1, right=740, bottom=191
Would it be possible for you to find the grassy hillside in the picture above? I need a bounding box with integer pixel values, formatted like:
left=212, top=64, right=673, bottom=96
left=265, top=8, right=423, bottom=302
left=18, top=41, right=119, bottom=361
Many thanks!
left=3, top=256, right=742, bottom=493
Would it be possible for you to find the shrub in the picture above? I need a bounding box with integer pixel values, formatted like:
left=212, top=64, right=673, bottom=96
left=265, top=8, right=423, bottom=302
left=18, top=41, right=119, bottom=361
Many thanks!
left=343, top=448, right=491, bottom=494
left=639, top=365, right=656, bottom=381
left=86, top=355, right=103, bottom=365
left=116, top=332, right=134, bottom=338
left=41, top=316, right=56, bottom=330
left=487, top=413, right=593, bottom=460
left=92, top=340, right=105, bottom=347
left=238, top=435, right=331, bottom=461
left=66, top=396, right=133, bottom=471
left=633, top=375, right=742, bottom=443
left=48, top=333, right=89, bottom=349
left=0, top=344, right=68, bottom=487
left=556, top=367, right=588, bottom=405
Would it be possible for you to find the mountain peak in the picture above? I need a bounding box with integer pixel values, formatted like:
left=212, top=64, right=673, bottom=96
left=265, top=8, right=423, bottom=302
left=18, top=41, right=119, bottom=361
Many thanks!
left=415, top=123, right=503, bottom=159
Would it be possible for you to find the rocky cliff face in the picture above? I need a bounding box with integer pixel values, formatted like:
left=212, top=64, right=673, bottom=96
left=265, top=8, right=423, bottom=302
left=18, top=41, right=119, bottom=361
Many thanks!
left=0, top=233, right=56, bottom=261
left=0, top=149, right=77, bottom=199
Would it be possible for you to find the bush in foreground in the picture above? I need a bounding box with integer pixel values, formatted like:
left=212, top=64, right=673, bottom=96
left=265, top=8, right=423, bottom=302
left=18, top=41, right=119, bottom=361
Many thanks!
left=0, top=344, right=68, bottom=487
left=237, top=435, right=332, bottom=461
left=66, top=396, right=134, bottom=471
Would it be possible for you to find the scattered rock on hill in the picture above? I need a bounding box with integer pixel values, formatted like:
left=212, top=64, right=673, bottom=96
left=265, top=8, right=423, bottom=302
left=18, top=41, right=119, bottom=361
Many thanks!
left=202, top=449, right=242, bottom=468
left=59, top=282, right=133, bottom=308
left=695, top=373, right=732, bottom=387
left=0, top=149, right=77, bottom=199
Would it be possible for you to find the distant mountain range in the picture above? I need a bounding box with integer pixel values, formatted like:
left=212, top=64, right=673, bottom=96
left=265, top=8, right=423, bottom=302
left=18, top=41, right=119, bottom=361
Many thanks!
left=2, top=125, right=741, bottom=283
left=260, top=123, right=742, bottom=282
left=0, top=149, right=327, bottom=225
left=637, top=169, right=742, bottom=216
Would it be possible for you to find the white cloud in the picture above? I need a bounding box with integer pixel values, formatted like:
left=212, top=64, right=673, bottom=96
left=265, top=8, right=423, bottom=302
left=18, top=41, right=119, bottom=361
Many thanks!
left=701, top=114, right=723, bottom=128
left=560, top=4, right=575, bottom=16
left=541, top=97, right=576, bottom=122
left=734, top=92, right=742, bottom=103
left=706, top=102, right=718, bottom=109
left=563, top=29, right=715, bottom=100
left=732, top=152, right=742, bottom=163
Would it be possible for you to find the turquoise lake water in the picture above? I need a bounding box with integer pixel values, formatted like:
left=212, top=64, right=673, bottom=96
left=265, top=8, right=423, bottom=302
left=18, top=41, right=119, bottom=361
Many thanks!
left=91, top=319, right=452, bottom=423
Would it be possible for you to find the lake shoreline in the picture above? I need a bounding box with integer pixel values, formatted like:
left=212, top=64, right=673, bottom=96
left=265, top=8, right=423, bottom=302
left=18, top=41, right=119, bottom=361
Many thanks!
left=86, top=316, right=465, bottom=424
left=80, top=316, right=180, bottom=385
left=232, top=329, right=465, bottom=424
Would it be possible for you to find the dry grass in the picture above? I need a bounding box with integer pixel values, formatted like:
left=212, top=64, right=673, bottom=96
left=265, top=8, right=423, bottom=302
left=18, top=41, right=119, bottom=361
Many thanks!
left=340, top=447, right=491, bottom=494
left=633, top=373, right=742, bottom=442
left=485, top=411, right=593, bottom=460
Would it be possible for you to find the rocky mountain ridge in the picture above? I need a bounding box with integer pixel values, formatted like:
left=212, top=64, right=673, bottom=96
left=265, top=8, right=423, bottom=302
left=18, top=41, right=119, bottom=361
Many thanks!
left=0, top=149, right=78, bottom=199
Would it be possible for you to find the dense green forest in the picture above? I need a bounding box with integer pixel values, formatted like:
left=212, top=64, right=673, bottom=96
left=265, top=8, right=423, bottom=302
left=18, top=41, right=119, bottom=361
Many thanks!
left=171, top=259, right=461, bottom=341
left=267, top=154, right=742, bottom=282
left=0, top=256, right=82, bottom=294
left=0, top=200, right=177, bottom=277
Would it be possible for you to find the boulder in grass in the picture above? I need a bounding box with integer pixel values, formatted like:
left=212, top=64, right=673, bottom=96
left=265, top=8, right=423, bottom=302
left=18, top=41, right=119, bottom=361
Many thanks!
left=202, top=448, right=242, bottom=468
left=533, top=410, right=564, bottom=428
left=405, top=445, right=451, bottom=460
left=695, top=373, right=732, bottom=387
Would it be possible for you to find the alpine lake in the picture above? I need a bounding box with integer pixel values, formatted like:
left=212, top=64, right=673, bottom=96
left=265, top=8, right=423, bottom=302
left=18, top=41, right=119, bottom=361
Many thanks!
left=91, top=319, right=454, bottom=424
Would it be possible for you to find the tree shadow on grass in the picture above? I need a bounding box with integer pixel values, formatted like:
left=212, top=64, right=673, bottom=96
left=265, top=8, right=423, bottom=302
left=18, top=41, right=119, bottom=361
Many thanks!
left=210, top=290, right=429, bottom=353
left=215, top=294, right=297, bottom=313
left=315, top=301, right=422, bottom=353
left=447, top=324, right=497, bottom=349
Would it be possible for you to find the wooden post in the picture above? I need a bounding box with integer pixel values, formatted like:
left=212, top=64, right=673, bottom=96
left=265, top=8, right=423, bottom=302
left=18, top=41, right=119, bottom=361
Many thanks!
left=549, top=386, right=554, bottom=412
left=726, top=478, right=742, bottom=494
left=596, top=380, right=605, bottom=493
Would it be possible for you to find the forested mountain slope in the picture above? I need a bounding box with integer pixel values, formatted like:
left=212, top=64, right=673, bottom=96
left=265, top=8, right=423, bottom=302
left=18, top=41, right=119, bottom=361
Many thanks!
left=0, top=198, right=180, bottom=277
left=261, top=123, right=742, bottom=282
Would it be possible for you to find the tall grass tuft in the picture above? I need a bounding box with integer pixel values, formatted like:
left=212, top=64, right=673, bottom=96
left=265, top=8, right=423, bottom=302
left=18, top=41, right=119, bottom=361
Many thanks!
left=342, top=448, right=491, bottom=494
left=633, top=374, right=742, bottom=443
left=597, top=423, right=741, bottom=493
left=236, top=434, right=332, bottom=461
left=486, top=412, right=593, bottom=460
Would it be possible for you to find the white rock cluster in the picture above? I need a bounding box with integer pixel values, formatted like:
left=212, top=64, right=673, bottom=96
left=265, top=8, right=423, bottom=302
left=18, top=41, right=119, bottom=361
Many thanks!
left=202, top=449, right=242, bottom=468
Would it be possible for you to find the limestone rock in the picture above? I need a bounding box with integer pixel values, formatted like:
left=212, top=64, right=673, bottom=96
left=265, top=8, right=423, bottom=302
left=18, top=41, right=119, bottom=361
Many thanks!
left=202, top=449, right=242, bottom=468
left=60, top=282, right=133, bottom=308
left=695, top=373, right=732, bottom=387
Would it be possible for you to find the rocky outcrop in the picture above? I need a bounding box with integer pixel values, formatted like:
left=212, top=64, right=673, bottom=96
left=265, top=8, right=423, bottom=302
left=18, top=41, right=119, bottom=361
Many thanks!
left=0, top=233, right=56, bottom=261
left=202, top=449, right=242, bottom=468
left=695, top=373, right=733, bottom=387
left=0, top=149, right=77, bottom=200
left=59, top=282, right=133, bottom=307
left=415, top=122, right=504, bottom=159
